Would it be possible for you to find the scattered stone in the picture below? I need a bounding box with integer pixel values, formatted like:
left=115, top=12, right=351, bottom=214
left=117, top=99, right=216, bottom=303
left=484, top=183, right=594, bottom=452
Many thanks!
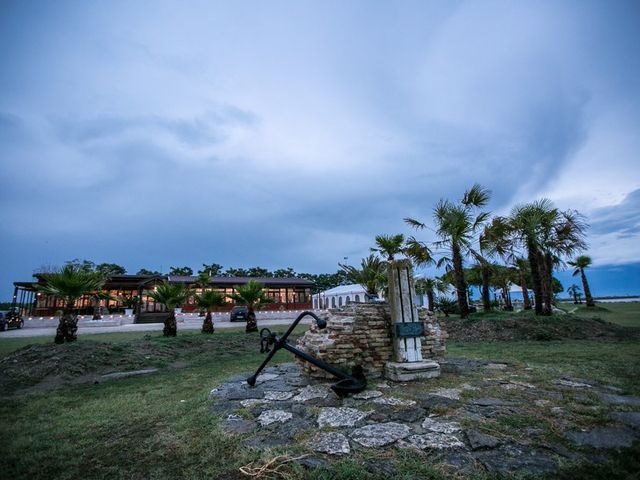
left=610, top=411, right=640, bottom=429
left=430, top=388, right=463, bottom=400
left=297, top=456, right=328, bottom=469
left=240, top=399, right=267, bottom=408
left=100, top=368, right=158, bottom=380
left=264, top=391, right=295, bottom=401
left=597, top=393, right=640, bottom=407
left=416, top=394, right=459, bottom=409
left=351, top=422, right=411, bottom=447
left=554, top=379, right=592, bottom=389
left=404, top=433, right=465, bottom=450
left=375, top=382, right=391, bottom=389
left=373, top=397, right=417, bottom=406
left=256, top=410, right=293, bottom=426
left=422, top=417, right=461, bottom=434
left=460, top=383, right=480, bottom=391
left=317, top=407, right=371, bottom=427
left=352, top=390, right=384, bottom=400
left=473, top=398, right=515, bottom=407
left=474, top=444, right=558, bottom=474
left=293, top=385, right=330, bottom=402
left=251, top=373, right=280, bottom=384
left=466, top=430, right=500, bottom=450
left=534, top=399, right=550, bottom=407
left=389, top=407, right=425, bottom=423
left=310, top=432, right=351, bottom=455
left=565, top=427, right=636, bottom=449
left=223, top=417, right=256, bottom=434
left=484, top=363, right=508, bottom=370
left=242, top=435, right=290, bottom=450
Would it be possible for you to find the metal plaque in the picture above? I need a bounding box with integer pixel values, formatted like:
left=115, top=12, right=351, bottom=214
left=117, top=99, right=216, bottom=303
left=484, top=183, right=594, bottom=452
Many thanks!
left=394, top=322, right=424, bottom=338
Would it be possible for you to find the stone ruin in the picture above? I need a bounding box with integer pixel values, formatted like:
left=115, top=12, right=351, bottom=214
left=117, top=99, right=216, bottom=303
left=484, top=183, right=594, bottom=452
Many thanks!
left=296, top=262, right=447, bottom=381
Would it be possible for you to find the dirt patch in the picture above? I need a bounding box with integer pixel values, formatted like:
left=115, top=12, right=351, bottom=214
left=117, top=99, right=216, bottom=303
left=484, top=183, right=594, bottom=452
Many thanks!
left=0, top=334, right=261, bottom=395
left=441, top=314, right=640, bottom=342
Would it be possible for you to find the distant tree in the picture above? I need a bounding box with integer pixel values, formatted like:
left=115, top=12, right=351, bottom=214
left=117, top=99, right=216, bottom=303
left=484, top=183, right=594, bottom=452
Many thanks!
left=227, top=281, right=273, bottom=333
left=415, top=277, right=447, bottom=311
left=246, top=267, right=272, bottom=278
left=144, top=282, right=189, bottom=337
left=198, top=263, right=224, bottom=277
left=37, top=265, right=106, bottom=343
left=90, top=291, right=114, bottom=320
left=273, top=267, right=297, bottom=278
left=371, top=234, right=406, bottom=262
left=136, top=268, right=162, bottom=276
left=195, top=290, right=225, bottom=333
left=169, top=266, right=194, bottom=276
left=95, top=263, right=126, bottom=276
left=552, top=277, right=564, bottom=296
left=568, top=255, right=595, bottom=307
left=65, top=259, right=96, bottom=273
left=224, top=267, right=250, bottom=277
left=567, top=284, right=582, bottom=304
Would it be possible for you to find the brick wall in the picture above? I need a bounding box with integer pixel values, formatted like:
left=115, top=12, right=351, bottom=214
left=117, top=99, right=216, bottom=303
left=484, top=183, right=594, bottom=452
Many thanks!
left=296, top=303, right=447, bottom=379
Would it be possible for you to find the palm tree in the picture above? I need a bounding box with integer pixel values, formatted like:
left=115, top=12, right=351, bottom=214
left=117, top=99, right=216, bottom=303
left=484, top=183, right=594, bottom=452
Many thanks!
left=37, top=265, right=106, bottom=343
left=568, top=255, right=595, bottom=307
left=415, top=277, right=447, bottom=311
left=195, top=290, right=226, bottom=333
left=371, top=234, right=406, bottom=262
left=339, top=255, right=386, bottom=301
left=567, top=284, right=581, bottom=304
left=194, top=272, right=212, bottom=316
left=406, top=184, right=491, bottom=319
left=145, top=282, right=189, bottom=337
left=91, top=291, right=114, bottom=319
left=227, top=280, right=272, bottom=333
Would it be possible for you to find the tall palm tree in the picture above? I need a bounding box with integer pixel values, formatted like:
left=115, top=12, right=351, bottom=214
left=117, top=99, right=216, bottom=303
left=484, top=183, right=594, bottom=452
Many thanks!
left=227, top=280, right=272, bottom=333
left=568, top=255, right=595, bottom=307
left=37, top=265, right=106, bottom=343
left=371, top=234, right=406, bottom=262
left=406, top=184, right=491, bottom=318
left=339, top=255, right=386, bottom=301
left=567, top=284, right=581, bottom=304
left=195, top=290, right=226, bottom=333
left=145, top=282, right=189, bottom=337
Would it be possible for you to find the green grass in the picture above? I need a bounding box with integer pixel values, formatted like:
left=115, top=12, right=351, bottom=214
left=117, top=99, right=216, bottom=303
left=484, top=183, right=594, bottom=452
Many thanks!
left=1, top=315, right=639, bottom=479
left=571, top=301, right=640, bottom=328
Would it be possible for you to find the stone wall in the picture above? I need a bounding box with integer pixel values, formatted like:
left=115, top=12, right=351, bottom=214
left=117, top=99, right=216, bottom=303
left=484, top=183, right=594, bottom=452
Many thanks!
left=296, top=303, right=447, bottom=379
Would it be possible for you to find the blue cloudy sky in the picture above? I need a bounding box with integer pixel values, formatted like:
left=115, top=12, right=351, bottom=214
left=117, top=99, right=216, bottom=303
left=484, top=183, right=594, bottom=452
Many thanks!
left=1, top=0, right=639, bottom=298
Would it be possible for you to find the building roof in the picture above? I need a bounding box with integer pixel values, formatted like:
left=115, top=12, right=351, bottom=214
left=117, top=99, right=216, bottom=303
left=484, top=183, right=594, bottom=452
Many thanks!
left=167, top=276, right=314, bottom=286
left=317, top=284, right=366, bottom=296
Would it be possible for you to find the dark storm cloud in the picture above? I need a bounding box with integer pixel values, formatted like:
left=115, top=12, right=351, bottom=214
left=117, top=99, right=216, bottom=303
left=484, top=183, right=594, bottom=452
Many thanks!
left=0, top=0, right=639, bottom=297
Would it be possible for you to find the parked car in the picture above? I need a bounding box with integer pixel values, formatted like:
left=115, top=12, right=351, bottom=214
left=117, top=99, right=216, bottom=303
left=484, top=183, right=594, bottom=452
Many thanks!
left=0, top=308, right=24, bottom=331
left=229, top=306, right=248, bottom=322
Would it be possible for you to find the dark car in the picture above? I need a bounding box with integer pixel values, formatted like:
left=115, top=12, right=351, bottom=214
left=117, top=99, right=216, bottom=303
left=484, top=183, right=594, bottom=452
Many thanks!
left=229, top=306, right=248, bottom=322
left=0, top=308, right=24, bottom=331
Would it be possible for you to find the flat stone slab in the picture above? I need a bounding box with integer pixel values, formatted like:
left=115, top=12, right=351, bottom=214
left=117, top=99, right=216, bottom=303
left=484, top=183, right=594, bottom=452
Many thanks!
left=430, top=388, right=463, bottom=400
left=223, top=415, right=256, bottom=434
left=317, top=407, right=371, bottom=428
left=240, top=399, right=268, bottom=408
left=373, top=396, right=417, bottom=407
left=553, top=379, right=593, bottom=389
left=466, top=430, right=501, bottom=450
left=352, top=390, right=384, bottom=400
left=473, top=398, right=516, bottom=407
left=100, top=368, right=158, bottom=380
left=565, top=426, right=637, bottom=448
left=474, top=444, right=558, bottom=474
left=257, top=410, right=293, bottom=427
left=422, top=417, right=461, bottom=434
left=293, top=385, right=330, bottom=402
left=610, top=411, right=640, bottom=429
left=404, top=433, right=465, bottom=450
left=264, top=391, right=295, bottom=401
left=351, top=422, right=411, bottom=447
left=310, top=432, right=351, bottom=455
left=597, top=393, right=640, bottom=407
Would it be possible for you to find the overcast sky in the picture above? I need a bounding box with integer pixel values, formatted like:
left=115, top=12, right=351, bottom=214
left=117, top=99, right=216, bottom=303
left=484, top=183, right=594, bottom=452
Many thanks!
left=1, top=0, right=639, bottom=298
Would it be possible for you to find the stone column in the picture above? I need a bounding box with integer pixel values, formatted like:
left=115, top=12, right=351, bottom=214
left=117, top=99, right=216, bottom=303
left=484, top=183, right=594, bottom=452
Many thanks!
left=385, top=259, right=440, bottom=382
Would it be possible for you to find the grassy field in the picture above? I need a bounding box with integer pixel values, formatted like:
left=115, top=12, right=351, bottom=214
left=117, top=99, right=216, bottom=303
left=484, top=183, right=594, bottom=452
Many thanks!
left=1, top=304, right=638, bottom=479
